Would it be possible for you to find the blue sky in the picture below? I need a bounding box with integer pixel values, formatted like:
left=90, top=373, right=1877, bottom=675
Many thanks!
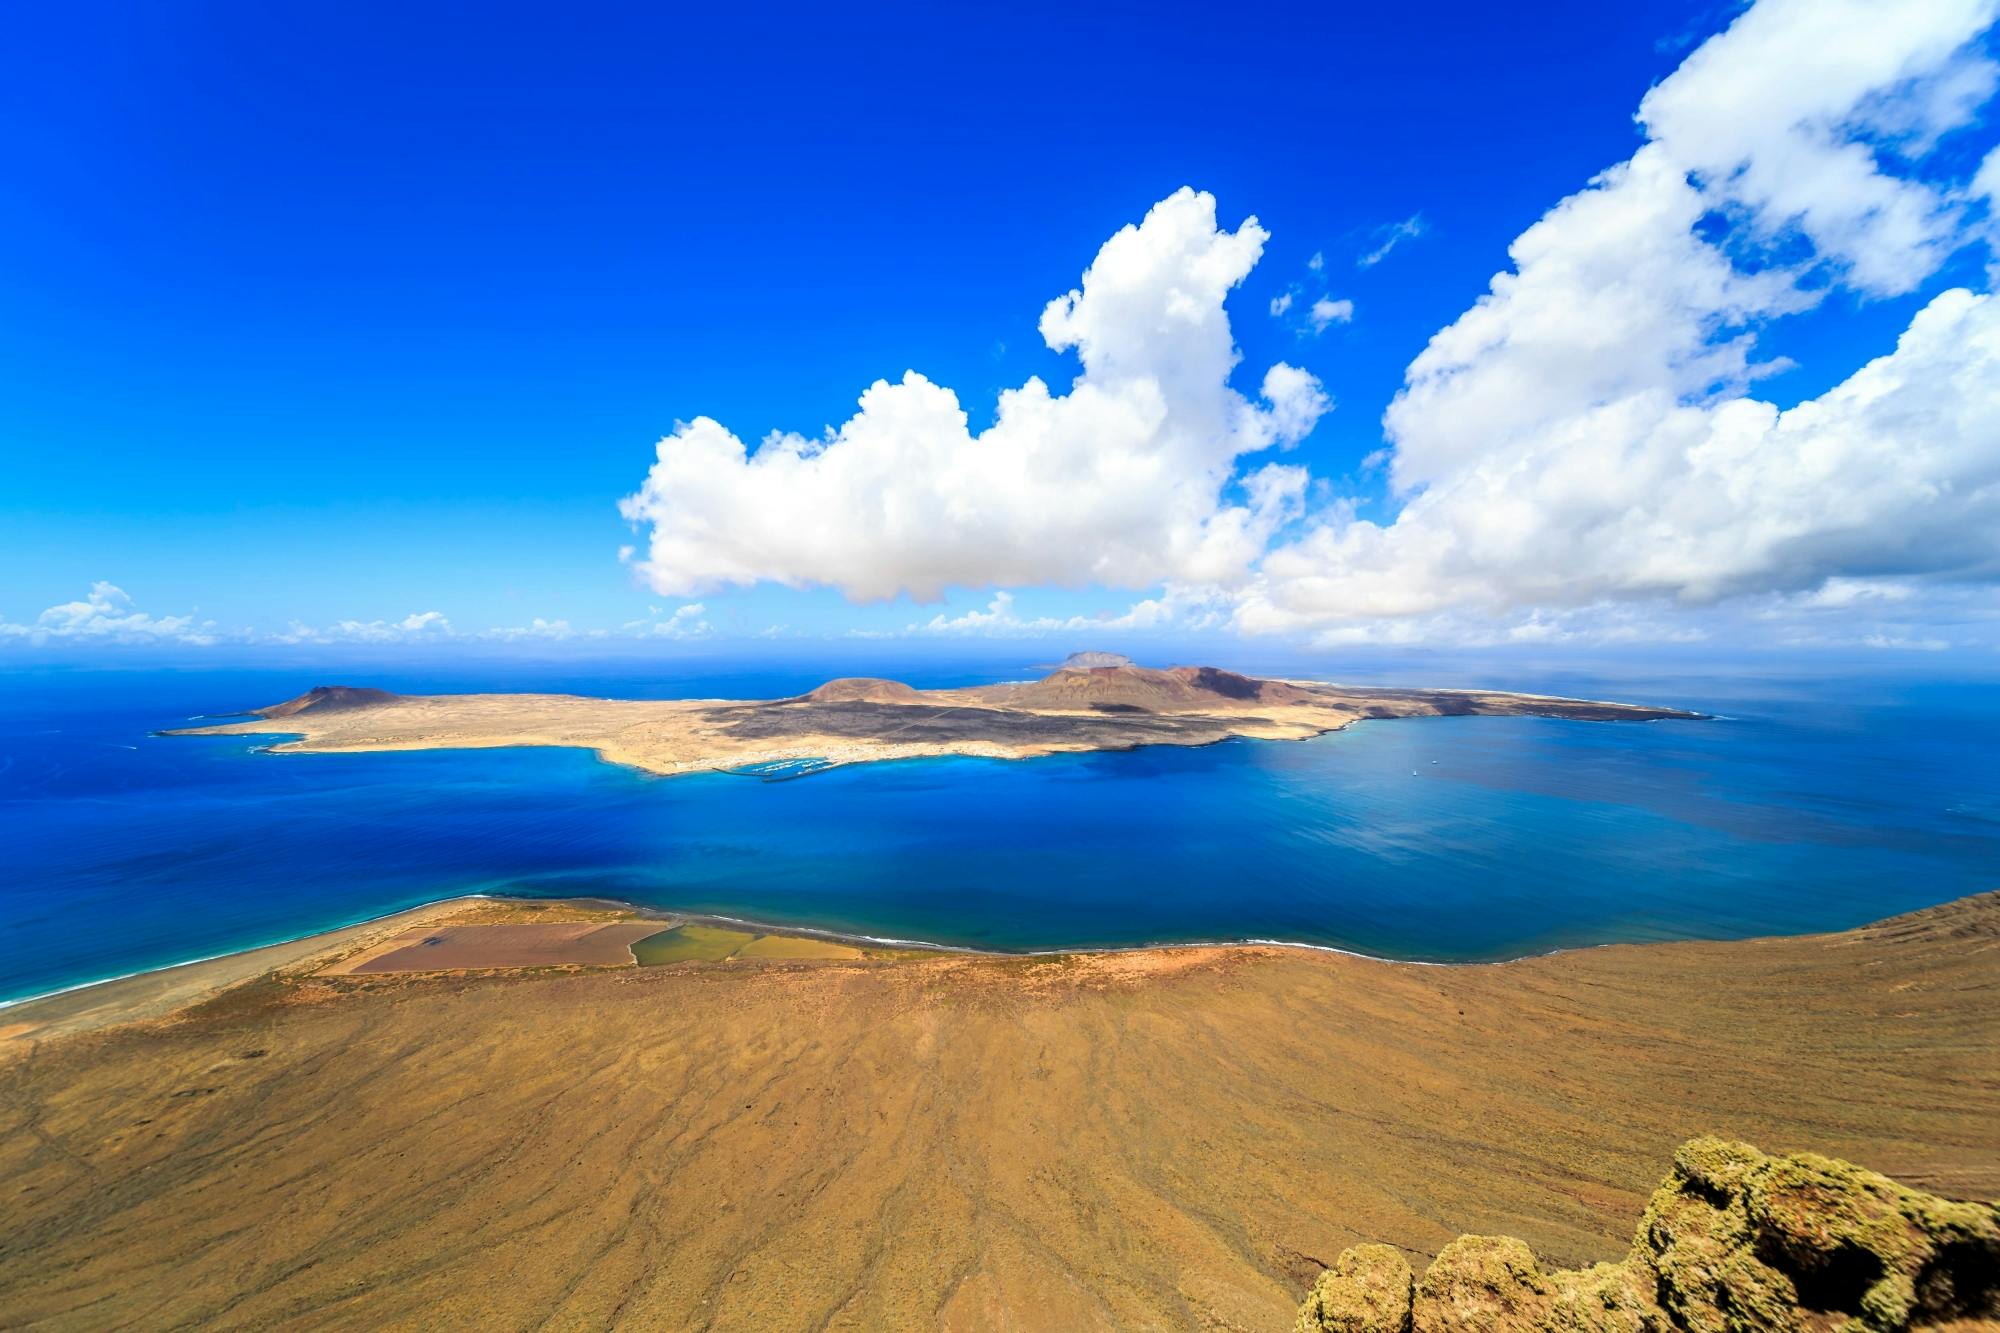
left=5, top=1, right=1999, bottom=660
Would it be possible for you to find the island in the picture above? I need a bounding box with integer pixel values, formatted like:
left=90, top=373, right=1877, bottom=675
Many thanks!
left=163, top=653, right=1702, bottom=776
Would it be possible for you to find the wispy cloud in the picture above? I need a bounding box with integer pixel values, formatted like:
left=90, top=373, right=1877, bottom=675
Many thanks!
left=1356, top=213, right=1427, bottom=268
left=1863, top=633, right=1951, bottom=651
left=1270, top=255, right=1354, bottom=336
left=620, top=603, right=710, bottom=639
left=911, top=586, right=1227, bottom=637
left=481, top=617, right=616, bottom=642
left=275, top=611, right=455, bottom=645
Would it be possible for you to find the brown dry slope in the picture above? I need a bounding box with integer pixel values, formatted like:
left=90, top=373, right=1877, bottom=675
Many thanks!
left=1, top=893, right=1995, bottom=1331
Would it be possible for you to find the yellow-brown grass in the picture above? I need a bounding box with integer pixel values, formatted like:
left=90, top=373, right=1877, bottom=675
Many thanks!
left=0, top=893, right=1994, bottom=1330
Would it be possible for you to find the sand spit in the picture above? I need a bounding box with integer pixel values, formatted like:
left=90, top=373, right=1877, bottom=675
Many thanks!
left=160, top=662, right=1703, bottom=778
left=0, top=897, right=492, bottom=1045
left=0, top=891, right=1993, bottom=1330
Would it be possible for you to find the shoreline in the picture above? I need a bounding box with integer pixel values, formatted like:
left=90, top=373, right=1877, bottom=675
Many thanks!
left=0, top=896, right=527, bottom=1045
left=1, top=883, right=1907, bottom=1021
left=0, top=894, right=990, bottom=1024
left=0, top=894, right=502, bottom=1015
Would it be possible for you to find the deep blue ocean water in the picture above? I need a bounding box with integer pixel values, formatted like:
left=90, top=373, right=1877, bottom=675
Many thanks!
left=2, top=660, right=1996, bottom=1005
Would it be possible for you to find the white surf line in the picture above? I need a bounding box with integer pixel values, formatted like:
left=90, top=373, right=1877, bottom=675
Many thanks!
left=1019, top=938, right=1454, bottom=966
left=1275, top=675, right=1699, bottom=708
left=673, top=909, right=985, bottom=953
left=5, top=887, right=1696, bottom=1012
left=631, top=900, right=1575, bottom=967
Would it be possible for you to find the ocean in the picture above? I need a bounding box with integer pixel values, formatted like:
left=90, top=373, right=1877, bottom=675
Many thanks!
left=2, top=659, right=1996, bottom=1005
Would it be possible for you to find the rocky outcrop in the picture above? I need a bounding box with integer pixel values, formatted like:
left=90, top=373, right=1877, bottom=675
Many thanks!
left=1296, top=1138, right=2000, bottom=1332
left=1296, top=1244, right=1415, bottom=1331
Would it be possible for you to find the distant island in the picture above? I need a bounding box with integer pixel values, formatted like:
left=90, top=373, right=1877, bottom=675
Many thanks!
left=165, top=656, right=1703, bottom=777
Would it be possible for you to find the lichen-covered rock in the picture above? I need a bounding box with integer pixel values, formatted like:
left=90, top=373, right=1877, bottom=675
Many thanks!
left=1295, top=1138, right=1999, bottom=1332
left=1646, top=1136, right=2000, bottom=1331
left=1542, top=1261, right=1663, bottom=1332
left=1295, top=1243, right=1414, bottom=1332
left=1639, top=1140, right=1804, bottom=1331
left=1414, top=1236, right=1555, bottom=1331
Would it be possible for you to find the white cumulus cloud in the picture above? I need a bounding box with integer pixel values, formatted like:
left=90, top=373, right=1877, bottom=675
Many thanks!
left=1636, top=0, right=1999, bottom=297
left=1242, top=0, right=2000, bottom=640
left=1307, top=297, right=1354, bottom=333
left=619, top=188, right=1329, bottom=603
left=0, top=582, right=216, bottom=645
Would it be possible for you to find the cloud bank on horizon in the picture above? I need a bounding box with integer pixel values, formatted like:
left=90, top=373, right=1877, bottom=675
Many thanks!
left=616, top=0, right=2000, bottom=651
left=0, top=582, right=219, bottom=647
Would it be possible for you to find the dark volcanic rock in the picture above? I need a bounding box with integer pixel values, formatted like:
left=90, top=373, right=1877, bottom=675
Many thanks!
left=704, top=699, right=1260, bottom=750
left=1296, top=1138, right=2000, bottom=1332
left=1179, top=666, right=1263, bottom=700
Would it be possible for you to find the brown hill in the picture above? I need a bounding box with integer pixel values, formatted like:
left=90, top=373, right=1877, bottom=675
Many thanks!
left=984, top=663, right=1316, bottom=712
left=799, top=677, right=924, bottom=705
left=254, top=685, right=399, bottom=718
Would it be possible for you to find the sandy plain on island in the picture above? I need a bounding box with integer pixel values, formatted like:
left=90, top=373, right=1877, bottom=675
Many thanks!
left=1, top=891, right=1995, bottom=1330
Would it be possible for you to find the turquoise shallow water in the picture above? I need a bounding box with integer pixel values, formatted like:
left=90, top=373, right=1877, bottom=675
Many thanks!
left=2, top=661, right=1996, bottom=1004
